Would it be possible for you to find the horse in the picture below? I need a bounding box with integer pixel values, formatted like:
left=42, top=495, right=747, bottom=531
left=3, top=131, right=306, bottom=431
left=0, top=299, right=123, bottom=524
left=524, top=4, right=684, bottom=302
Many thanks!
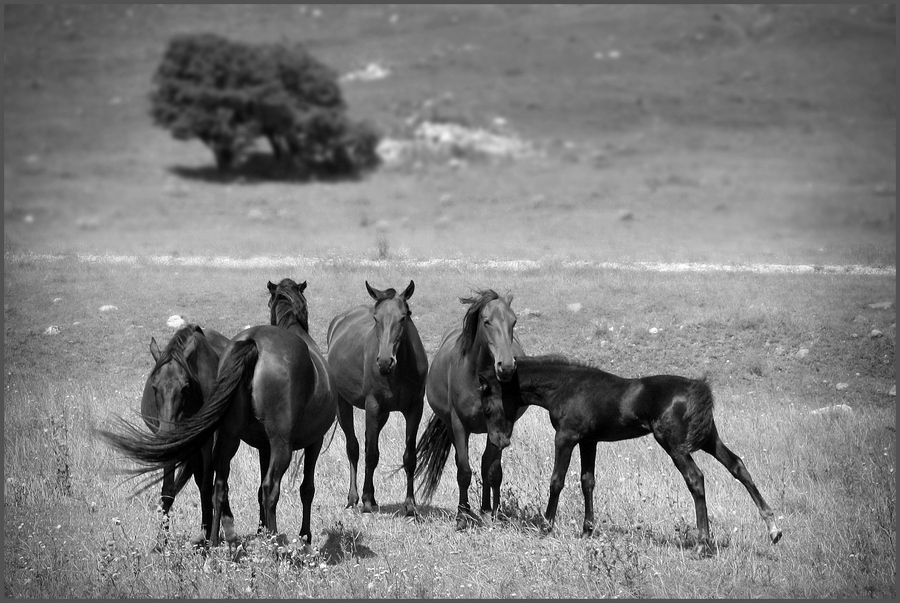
left=480, top=354, right=783, bottom=557
left=96, top=278, right=336, bottom=548
left=414, top=289, right=526, bottom=529
left=141, top=323, right=229, bottom=545
left=326, top=281, right=428, bottom=516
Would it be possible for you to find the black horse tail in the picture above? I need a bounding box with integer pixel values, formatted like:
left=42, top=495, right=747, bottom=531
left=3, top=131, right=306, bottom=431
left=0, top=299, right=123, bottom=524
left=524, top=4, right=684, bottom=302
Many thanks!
left=413, top=414, right=453, bottom=502
left=95, top=339, right=259, bottom=476
left=683, top=377, right=716, bottom=453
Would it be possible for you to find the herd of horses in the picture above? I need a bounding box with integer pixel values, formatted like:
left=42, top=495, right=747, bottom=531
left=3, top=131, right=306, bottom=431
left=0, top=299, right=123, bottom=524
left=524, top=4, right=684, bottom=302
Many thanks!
left=96, top=277, right=783, bottom=558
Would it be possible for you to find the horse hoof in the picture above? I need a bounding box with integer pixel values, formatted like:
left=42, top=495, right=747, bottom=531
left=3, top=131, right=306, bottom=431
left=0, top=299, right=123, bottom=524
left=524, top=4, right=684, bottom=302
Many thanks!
left=691, top=543, right=714, bottom=559
left=770, top=528, right=783, bottom=545
left=361, top=504, right=379, bottom=515
left=189, top=533, right=207, bottom=548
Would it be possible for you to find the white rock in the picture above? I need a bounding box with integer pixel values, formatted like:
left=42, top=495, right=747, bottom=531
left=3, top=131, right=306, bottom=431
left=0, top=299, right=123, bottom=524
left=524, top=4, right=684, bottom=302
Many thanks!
left=868, top=301, right=894, bottom=310
left=889, top=385, right=896, bottom=396
left=869, top=329, right=884, bottom=339
left=567, top=303, right=582, bottom=313
left=99, top=305, right=118, bottom=312
left=44, top=325, right=60, bottom=335
left=835, top=382, right=849, bottom=391
left=810, top=404, right=853, bottom=416
left=795, top=348, right=809, bottom=359
left=649, top=327, right=659, bottom=335
left=167, top=315, right=186, bottom=329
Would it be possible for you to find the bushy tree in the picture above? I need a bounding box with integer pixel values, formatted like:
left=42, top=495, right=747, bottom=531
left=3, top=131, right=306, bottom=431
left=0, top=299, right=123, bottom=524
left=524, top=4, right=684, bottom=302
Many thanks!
left=149, top=33, right=380, bottom=176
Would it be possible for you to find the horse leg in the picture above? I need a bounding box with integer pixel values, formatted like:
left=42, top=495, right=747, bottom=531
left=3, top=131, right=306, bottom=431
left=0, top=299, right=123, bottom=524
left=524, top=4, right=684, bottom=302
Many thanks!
left=701, top=433, right=782, bottom=545
left=401, top=404, right=424, bottom=517
left=299, top=438, right=324, bottom=546
left=667, top=451, right=712, bottom=557
left=578, top=440, right=598, bottom=537
left=361, top=402, right=389, bottom=514
left=259, top=439, right=292, bottom=546
left=480, top=440, right=503, bottom=518
left=256, top=443, right=271, bottom=533
left=158, top=462, right=180, bottom=516
left=543, top=432, right=577, bottom=534
left=337, top=396, right=360, bottom=509
left=450, top=419, right=477, bottom=530
left=194, top=443, right=214, bottom=545
left=211, top=434, right=241, bottom=548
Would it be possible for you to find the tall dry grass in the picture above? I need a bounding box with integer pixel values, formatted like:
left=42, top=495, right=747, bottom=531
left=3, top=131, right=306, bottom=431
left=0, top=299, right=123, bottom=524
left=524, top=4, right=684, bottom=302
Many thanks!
left=4, top=256, right=895, bottom=598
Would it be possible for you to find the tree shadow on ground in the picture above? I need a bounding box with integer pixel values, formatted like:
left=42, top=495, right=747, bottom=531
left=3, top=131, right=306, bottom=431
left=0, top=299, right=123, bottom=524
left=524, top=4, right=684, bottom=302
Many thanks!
left=168, top=152, right=368, bottom=184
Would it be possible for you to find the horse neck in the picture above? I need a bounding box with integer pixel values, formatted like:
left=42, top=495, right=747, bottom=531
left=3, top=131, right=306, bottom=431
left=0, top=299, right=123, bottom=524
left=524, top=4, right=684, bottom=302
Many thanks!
left=510, top=361, right=569, bottom=411
left=273, top=304, right=308, bottom=337
left=468, top=325, right=496, bottom=373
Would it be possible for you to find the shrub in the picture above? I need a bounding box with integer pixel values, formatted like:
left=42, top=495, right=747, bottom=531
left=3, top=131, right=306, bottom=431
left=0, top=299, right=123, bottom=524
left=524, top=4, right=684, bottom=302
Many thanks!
left=149, top=33, right=380, bottom=177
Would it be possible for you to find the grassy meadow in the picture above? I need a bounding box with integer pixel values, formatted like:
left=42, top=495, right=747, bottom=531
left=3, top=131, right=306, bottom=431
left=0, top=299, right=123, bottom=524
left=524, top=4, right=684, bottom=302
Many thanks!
left=3, top=256, right=895, bottom=598
left=4, top=4, right=896, bottom=600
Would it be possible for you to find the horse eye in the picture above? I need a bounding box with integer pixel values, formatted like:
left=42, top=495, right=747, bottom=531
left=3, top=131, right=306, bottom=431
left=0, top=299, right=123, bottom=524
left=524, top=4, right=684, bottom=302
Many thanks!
left=483, top=405, right=492, bottom=417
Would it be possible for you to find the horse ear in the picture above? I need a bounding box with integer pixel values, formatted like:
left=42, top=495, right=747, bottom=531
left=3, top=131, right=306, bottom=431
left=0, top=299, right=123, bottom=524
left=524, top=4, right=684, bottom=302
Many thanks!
left=150, top=337, right=161, bottom=362
left=298, top=281, right=307, bottom=292
left=477, top=373, right=491, bottom=394
left=267, top=281, right=277, bottom=294
left=504, top=292, right=514, bottom=306
left=402, top=280, right=415, bottom=300
left=365, top=280, right=379, bottom=300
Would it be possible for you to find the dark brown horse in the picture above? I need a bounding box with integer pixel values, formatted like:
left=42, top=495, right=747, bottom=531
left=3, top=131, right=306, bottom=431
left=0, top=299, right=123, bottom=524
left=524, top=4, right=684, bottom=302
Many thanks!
left=141, top=323, right=229, bottom=544
left=414, top=289, right=526, bottom=529
left=481, top=355, right=783, bottom=556
left=326, top=281, right=428, bottom=516
left=96, top=278, right=336, bottom=548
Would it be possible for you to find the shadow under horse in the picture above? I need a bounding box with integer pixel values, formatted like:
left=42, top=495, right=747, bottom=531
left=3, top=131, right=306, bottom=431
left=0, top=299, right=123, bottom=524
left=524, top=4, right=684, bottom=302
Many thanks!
left=481, top=354, right=783, bottom=557
left=326, top=280, right=428, bottom=516
left=97, top=278, right=337, bottom=549
left=414, top=289, right=527, bottom=529
left=141, top=323, right=229, bottom=546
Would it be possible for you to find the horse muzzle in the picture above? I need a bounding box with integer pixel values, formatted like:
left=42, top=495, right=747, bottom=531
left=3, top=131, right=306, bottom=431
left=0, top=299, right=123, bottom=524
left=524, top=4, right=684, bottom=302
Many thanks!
left=495, top=361, right=517, bottom=382
left=376, top=357, right=396, bottom=375
left=490, top=432, right=512, bottom=450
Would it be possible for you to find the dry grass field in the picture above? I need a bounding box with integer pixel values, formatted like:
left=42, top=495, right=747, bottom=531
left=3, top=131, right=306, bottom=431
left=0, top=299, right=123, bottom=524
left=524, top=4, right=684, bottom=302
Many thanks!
left=4, top=4, right=896, bottom=599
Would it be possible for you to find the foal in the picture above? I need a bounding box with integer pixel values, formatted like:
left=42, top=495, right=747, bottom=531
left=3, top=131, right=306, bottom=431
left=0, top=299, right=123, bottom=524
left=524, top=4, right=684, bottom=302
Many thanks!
left=482, top=355, right=783, bottom=556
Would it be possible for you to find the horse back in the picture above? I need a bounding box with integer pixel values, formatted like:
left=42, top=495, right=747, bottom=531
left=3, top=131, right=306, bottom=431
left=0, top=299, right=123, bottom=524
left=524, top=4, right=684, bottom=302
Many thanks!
left=238, top=326, right=336, bottom=448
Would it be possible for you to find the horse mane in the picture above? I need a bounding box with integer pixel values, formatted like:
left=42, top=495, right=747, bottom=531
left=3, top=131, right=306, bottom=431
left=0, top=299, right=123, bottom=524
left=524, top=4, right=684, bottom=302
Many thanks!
left=151, top=324, right=205, bottom=400
left=457, top=289, right=501, bottom=356
left=371, top=287, right=398, bottom=306
left=270, top=284, right=310, bottom=333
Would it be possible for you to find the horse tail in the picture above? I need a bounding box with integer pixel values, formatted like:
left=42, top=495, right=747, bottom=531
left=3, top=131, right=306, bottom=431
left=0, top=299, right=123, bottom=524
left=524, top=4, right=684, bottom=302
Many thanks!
left=95, top=339, right=259, bottom=476
left=683, top=376, right=716, bottom=453
left=413, top=414, right=453, bottom=502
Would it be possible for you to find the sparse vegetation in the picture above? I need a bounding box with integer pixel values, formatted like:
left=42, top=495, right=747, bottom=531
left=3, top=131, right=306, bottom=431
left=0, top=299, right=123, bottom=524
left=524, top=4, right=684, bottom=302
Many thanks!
left=4, top=4, right=895, bottom=599
left=3, top=257, right=895, bottom=598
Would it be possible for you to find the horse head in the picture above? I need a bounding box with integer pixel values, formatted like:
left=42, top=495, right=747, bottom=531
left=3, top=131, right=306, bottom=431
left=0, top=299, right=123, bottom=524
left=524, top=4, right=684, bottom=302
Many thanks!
left=476, top=371, right=519, bottom=449
left=461, top=290, right=518, bottom=382
left=147, top=328, right=202, bottom=435
left=367, top=280, right=414, bottom=375
left=267, top=278, right=309, bottom=333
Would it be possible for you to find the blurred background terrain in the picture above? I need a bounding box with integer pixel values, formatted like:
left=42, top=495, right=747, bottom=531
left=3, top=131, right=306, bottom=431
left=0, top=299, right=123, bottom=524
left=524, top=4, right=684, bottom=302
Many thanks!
left=4, top=4, right=896, bottom=265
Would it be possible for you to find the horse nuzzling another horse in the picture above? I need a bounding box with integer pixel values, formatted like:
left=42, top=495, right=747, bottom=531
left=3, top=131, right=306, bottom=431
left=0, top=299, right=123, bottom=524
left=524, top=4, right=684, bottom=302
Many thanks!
left=415, top=289, right=527, bottom=530
left=326, top=280, right=428, bottom=516
left=95, top=278, right=336, bottom=550
left=480, top=354, right=783, bottom=557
